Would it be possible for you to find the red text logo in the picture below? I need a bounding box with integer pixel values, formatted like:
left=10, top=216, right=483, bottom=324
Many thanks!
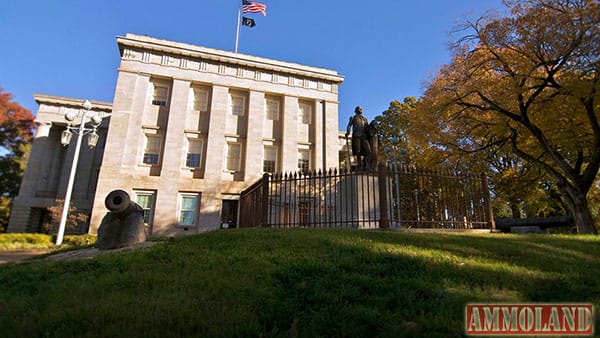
left=465, top=304, right=594, bottom=335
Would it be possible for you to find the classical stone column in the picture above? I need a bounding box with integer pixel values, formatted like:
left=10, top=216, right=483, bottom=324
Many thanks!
left=18, top=122, right=52, bottom=197
left=199, top=85, right=230, bottom=230
left=161, top=78, right=191, bottom=176
left=150, top=79, right=191, bottom=233
left=7, top=122, right=54, bottom=232
left=244, top=90, right=265, bottom=180
left=90, top=72, right=150, bottom=232
left=281, top=96, right=299, bottom=172
left=323, top=100, right=340, bottom=170
left=314, top=100, right=324, bottom=170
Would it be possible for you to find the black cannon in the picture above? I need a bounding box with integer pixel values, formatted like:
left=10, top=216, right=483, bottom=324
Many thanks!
left=495, top=216, right=573, bottom=233
left=95, top=190, right=146, bottom=250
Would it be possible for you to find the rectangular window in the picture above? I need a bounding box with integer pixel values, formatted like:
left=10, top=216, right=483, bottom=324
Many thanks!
left=298, top=149, right=310, bottom=173
left=143, top=135, right=161, bottom=165
left=152, top=85, right=168, bottom=106
left=134, top=191, right=155, bottom=225
left=226, top=142, right=242, bottom=172
left=299, top=101, right=312, bottom=124
left=265, top=98, right=280, bottom=120
left=186, top=139, right=203, bottom=168
left=263, top=146, right=277, bottom=174
left=178, top=194, right=199, bottom=226
left=298, top=197, right=311, bottom=226
left=193, top=88, right=209, bottom=112
left=230, top=94, right=245, bottom=116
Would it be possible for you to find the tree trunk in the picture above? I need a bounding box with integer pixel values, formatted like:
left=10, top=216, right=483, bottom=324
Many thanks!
left=510, top=202, right=521, bottom=219
left=557, top=182, right=598, bottom=234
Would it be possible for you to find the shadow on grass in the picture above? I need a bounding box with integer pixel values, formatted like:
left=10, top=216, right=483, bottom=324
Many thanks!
left=251, top=230, right=600, bottom=337
left=0, top=229, right=598, bottom=338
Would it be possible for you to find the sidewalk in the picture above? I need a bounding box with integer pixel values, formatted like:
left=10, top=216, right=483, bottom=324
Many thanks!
left=0, top=249, right=56, bottom=264
left=0, top=242, right=157, bottom=264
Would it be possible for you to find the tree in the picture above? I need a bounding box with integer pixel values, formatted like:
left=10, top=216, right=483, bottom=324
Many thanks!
left=419, top=0, right=600, bottom=233
left=374, top=97, right=418, bottom=164
left=374, top=97, right=565, bottom=220
left=0, top=88, right=34, bottom=232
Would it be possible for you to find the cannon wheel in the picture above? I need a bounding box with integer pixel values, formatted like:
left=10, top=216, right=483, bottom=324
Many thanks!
left=105, top=190, right=131, bottom=213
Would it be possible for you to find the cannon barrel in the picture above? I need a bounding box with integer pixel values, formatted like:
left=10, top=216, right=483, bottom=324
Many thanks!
left=105, top=189, right=134, bottom=213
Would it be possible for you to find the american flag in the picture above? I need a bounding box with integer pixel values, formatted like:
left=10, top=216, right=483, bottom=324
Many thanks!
left=242, top=0, right=267, bottom=16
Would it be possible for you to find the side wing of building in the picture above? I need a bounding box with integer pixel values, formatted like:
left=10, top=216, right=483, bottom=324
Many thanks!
left=8, top=95, right=112, bottom=233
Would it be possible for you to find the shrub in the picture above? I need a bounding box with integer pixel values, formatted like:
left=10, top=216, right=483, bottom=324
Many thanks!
left=0, top=233, right=53, bottom=250
left=0, top=197, right=11, bottom=233
left=61, top=234, right=96, bottom=246
left=43, top=199, right=89, bottom=234
left=0, top=233, right=96, bottom=250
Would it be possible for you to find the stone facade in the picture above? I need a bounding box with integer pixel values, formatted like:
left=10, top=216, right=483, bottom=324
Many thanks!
left=9, top=33, right=344, bottom=235
left=8, top=95, right=112, bottom=233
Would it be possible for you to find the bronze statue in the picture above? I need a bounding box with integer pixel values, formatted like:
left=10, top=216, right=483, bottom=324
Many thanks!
left=366, top=120, right=379, bottom=172
left=345, top=106, right=378, bottom=171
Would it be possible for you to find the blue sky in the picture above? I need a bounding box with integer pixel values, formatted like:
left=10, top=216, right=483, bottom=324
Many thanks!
left=1, top=0, right=503, bottom=127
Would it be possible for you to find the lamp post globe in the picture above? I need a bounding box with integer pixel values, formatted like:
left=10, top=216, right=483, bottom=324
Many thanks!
left=82, top=99, right=92, bottom=111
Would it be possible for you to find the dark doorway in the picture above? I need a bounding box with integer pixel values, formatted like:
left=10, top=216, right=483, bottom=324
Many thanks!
left=221, top=200, right=239, bottom=229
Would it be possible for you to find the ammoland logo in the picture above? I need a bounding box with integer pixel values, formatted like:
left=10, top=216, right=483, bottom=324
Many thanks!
left=465, top=303, right=594, bottom=336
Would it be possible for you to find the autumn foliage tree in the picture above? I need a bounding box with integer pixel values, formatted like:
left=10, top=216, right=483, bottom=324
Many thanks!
left=0, top=88, right=35, bottom=231
left=419, top=0, right=599, bottom=233
left=375, top=97, right=485, bottom=170
left=374, top=98, right=565, bottom=219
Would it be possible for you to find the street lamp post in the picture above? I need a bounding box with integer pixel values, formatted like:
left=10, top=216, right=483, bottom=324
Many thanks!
left=56, top=100, right=102, bottom=245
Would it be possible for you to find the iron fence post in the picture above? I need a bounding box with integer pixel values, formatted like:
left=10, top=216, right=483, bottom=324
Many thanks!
left=261, top=173, right=270, bottom=227
left=481, top=173, right=496, bottom=230
left=378, top=162, right=390, bottom=229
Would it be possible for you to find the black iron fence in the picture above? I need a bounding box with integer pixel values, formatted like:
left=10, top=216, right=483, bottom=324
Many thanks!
left=239, top=163, right=495, bottom=230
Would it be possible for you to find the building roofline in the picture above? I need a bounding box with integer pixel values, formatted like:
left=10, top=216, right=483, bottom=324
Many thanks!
left=117, top=33, right=345, bottom=83
left=34, top=94, right=113, bottom=112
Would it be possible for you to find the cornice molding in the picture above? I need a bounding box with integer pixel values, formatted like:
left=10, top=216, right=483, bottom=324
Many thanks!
left=34, top=94, right=113, bottom=112
left=117, top=33, right=344, bottom=92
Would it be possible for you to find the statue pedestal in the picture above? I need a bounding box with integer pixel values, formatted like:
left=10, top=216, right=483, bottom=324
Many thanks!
left=335, top=173, right=392, bottom=229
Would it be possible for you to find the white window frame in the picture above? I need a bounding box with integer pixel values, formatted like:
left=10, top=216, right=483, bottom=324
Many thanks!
left=178, top=193, right=200, bottom=227
left=298, top=148, right=310, bottom=173
left=225, top=142, right=242, bottom=172
left=133, top=190, right=156, bottom=226
left=152, top=85, right=169, bottom=106
left=299, top=101, right=313, bottom=124
left=263, top=145, right=278, bottom=174
left=230, top=93, right=246, bottom=116
left=143, top=134, right=162, bottom=165
left=265, top=98, right=280, bottom=121
left=193, top=88, right=209, bottom=112
left=185, top=138, right=203, bottom=169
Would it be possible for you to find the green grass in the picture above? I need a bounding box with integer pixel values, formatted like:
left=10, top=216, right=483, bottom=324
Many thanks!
left=0, top=229, right=598, bottom=337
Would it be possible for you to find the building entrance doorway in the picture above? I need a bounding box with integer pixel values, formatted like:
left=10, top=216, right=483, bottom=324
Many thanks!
left=221, top=200, right=238, bottom=228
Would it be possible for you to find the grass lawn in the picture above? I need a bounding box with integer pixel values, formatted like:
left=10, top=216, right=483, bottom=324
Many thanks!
left=0, top=229, right=598, bottom=337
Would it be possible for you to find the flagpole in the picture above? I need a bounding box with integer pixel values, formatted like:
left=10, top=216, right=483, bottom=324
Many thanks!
left=234, top=0, right=242, bottom=52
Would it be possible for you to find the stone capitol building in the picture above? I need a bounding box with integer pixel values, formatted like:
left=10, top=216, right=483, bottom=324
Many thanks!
left=8, top=33, right=348, bottom=236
